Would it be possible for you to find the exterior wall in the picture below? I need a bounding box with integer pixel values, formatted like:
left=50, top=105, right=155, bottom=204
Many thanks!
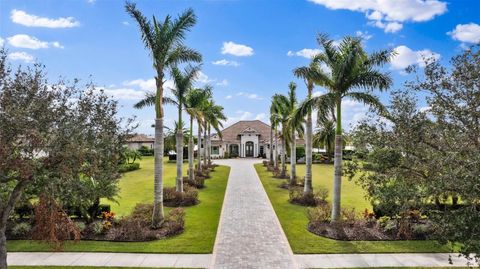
left=127, top=142, right=154, bottom=150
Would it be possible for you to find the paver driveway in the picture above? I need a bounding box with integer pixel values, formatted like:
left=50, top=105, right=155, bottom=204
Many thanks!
left=211, top=158, right=297, bottom=269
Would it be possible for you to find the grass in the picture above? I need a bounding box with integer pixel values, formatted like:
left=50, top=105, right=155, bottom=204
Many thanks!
left=7, top=157, right=230, bottom=253
left=255, top=163, right=451, bottom=254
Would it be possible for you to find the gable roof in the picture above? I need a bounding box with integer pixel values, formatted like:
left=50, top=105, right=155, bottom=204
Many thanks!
left=128, top=134, right=155, bottom=143
left=215, top=120, right=275, bottom=143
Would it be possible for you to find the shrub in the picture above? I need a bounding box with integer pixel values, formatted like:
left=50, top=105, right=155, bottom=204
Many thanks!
left=296, top=147, right=306, bottom=159
left=138, top=145, right=154, bottom=156
left=163, top=208, right=186, bottom=236
left=307, top=203, right=332, bottom=224
left=341, top=207, right=358, bottom=225
left=14, top=203, right=34, bottom=219
left=184, top=176, right=205, bottom=189
left=289, top=188, right=321, bottom=206
left=130, top=203, right=153, bottom=222
left=101, top=211, right=116, bottom=222
left=118, top=162, right=140, bottom=173
left=383, top=219, right=397, bottom=234
left=377, top=216, right=391, bottom=228
left=91, top=221, right=104, bottom=235
left=163, top=186, right=199, bottom=207
left=372, top=202, right=399, bottom=217
left=12, top=222, right=32, bottom=237
left=74, top=222, right=86, bottom=233
left=316, top=187, right=329, bottom=202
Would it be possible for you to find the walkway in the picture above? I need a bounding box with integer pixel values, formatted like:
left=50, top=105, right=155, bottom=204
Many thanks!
left=7, top=252, right=211, bottom=268
left=211, top=158, right=297, bottom=268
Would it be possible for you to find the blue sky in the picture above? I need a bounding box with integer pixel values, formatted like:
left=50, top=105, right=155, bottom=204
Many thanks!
left=1, top=0, right=479, bottom=135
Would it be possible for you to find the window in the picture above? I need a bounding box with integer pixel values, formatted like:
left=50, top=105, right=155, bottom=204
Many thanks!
left=212, top=146, right=219, bottom=155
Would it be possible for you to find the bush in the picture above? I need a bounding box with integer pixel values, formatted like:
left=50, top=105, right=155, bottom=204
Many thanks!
left=223, top=151, right=230, bottom=159
left=14, top=203, right=34, bottom=219
left=289, top=188, right=322, bottom=206
left=12, top=222, right=32, bottom=237
left=377, top=216, right=391, bottom=228
left=373, top=202, right=399, bottom=217
left=307, top=203, right=332, bottom=224
left=341, top=207, right=358, bottom=225
left=74, top=222, right=86, bottom=233
left=118, top=162, right=140, bottom=173
left=184, top=177, right=205, bottom=189
left=105, top=207, right=186, bottom=241
left=91, top=221, right=104, bottom=235
left=316, top=186, right=329, bottom=202
left=296, top=147, right=306, bottom=159
left=163, top=186, right=199, bottom=207
left=138, top=145, right=154, bottom=156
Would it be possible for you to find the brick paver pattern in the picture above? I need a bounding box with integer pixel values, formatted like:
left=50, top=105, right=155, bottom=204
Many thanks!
left=211, top=158, right=297, bottom=269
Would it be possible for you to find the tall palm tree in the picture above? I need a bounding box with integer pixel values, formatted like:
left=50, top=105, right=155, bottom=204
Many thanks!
left=271, top=94, right=288, bottom=178
left=203, top=100, right=227, bottom=165
left=296, top=33, right=393, bottom=221
left=272, top=83, right=304, bottom=184
left=184, top=87, right=211, bottom=183
left=171, top=65, right=201, bottom=192
left=270, top=99, right=281, bottom=169
left=293, top=61, right=323, bottom=194
left=126, top=2, right=202, bottom=227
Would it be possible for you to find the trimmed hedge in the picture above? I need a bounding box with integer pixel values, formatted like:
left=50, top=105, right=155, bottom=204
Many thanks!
left=119, top=162, right=140, bottom=173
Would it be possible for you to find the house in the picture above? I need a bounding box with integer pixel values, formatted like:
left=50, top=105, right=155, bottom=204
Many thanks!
left=207, top=120, right=303, bottom=158
left=127, top=134, right=155, bottom=150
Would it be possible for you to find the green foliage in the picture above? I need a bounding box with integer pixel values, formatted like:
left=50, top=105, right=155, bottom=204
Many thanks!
left=119, top=163, right=141, bottom=173
left=295, top=147, right=305, bottom=159
left=12, top=223, right=32, bottom=237
left=307, top=203, right=332, bottom=224
left=138, top=145, right=154, bottom=156
left=91, top=222, right=104, bottom=235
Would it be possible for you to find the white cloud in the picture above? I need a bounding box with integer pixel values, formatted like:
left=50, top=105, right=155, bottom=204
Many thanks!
left=7, top=34, right=63, bottom=49
left=390, top=45, right=440, bottom=71
left=212, top=59, right=240, bottom=66
left=10, top=9, right=80, bottom=28
left=308, top=0, right=447, bottom=33
left=87, top=0, right=96, bottom=4
left=123, top=78, right=174, bottom=97
left=216, top=79, right=228, bottom=86
left=237, top=92, right=263, bottom=100
left=0, top=37, right=4, bottom=47
left=447, top=23, right=480, bottom=44
left=225, top=110, right=266, bottom=126
left=341, top=99, right=369, bottom=131
left=196, top=71, right=214, bottom=84
left=221, top=41, right=254, bottom=56
left=225, top=95, right=232, bottom=99
left=355, top=30, right=373, bottom=40
left=97, top=87, right=146, bottom=100
left=287, top=48, right=321, bottom=59
left=122, top=21, right=130, bottom=26
left=8, top=51, right=34, bottom=63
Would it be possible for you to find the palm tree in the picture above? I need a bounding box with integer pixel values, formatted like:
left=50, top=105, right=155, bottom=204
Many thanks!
left=203, top=100, right=227, bottom=165
left=293, top=61, right=324, bottom=194
left=296, top=33, right=393, bottom=221
left=126, top=2, right=202, bottom=228
left=272, top=83, right=304, bottom=184
left=271, top=94, right=288, bottom=178
left=171, top=65, right=201, bottom=192
left=270, top=99, right=281, bottom=169
left=184, top=86, right=211, bottom=183
left=313, top=117, right=336, bottom=158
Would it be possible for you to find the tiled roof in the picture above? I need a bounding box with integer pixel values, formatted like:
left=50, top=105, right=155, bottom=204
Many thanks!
left=212, top=120, right=277, bottom=143
left=127, top=134, right=155, bottom=142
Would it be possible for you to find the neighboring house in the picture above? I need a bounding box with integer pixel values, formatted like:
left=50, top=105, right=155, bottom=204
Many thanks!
left=206, top=120, right=304, bottom=158
left=127, top=134, right=155, bottom=150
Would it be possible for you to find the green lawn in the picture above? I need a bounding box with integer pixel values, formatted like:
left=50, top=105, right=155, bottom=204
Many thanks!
left=7, top=157, right=230, bottom=253
left=255, top=163, right=451, bottom=254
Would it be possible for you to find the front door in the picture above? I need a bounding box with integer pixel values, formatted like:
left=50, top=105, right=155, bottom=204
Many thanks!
left=245, top=141, right=254, bottom=157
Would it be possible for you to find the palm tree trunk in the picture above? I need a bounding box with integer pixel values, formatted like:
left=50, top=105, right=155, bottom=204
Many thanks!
left=152, top=117, right=165, bottom=228
left=274, top=127, right=278, bottom=169
left=203, top=124, right=208, bottom=169
left=176, top=107, right=183, bottom=193
left=304, top=83, right=313, bottom=194
left=188, top=116, right=194, bottom=181
left=207, top=124, right=212, bottom=165
left=269, top=126, right=273, bottom=164
left=332, top=98, right=343, bottom=222
left=290, top=132, right=297, bottom=185
left=281, top=137, right=286, bottom=177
